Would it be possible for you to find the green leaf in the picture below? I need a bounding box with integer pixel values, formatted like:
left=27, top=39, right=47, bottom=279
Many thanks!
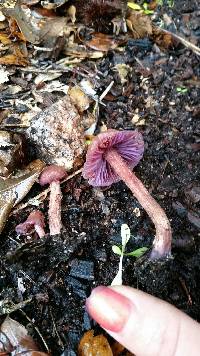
left=176, top=87, right=188, bottom=93
left=112, top=245, right=122, bottom=256
left=127, top=2, right=142, bottom=10
left=125, top=247, right=148, bottom=258
left=143, top=9, right=154, bottom=14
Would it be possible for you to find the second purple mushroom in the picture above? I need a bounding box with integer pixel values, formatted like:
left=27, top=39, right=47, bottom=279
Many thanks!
left=39, top=165, right=67, bottom=236
left=83, top=129, right=172, bottom=259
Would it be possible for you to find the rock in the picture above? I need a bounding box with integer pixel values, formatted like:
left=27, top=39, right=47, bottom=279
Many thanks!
left=69, top=259, right=94, bottom=280
left=66, top=276, right=87, bottom=298
left=26, top=95, right=86, bottom=171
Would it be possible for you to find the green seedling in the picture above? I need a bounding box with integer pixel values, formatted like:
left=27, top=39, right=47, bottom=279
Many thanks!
left=111, top=224, right=148, bottom=286
left=127, top=2, right=154, bottom=15
left=111, top=224, right=131, bottom=286
left=142, top=3, right=154, bottom=15
left=112, top=245, right=148, bottom=258
left=176, top=87, right=188, bottom=94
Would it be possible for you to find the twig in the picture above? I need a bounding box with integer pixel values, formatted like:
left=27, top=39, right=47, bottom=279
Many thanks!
left=179, top=277, right=193, bottom=305
left=160, top=28, right=200, bottom=56
left=11, top=168, right=82, bottom=215
left=19, top=308, right=50, bottom=353
left=49, top=306, right=64, bottom=348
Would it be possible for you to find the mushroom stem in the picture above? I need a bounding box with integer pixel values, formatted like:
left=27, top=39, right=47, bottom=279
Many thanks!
left=105, top=148, right=172, bottom=258
left=34, top=224, right=45, bottom=238
left=49, top=181, right=63, bottom=236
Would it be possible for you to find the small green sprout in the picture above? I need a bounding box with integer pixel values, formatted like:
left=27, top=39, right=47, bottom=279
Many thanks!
left=142, top=3, right=154, bottom=15
left=176, top=87, right=188, bottom=94
left=111, top=224, right=148, bottom=286
left=127, top=2, right=154, bottom=15
left=112, top=245, right=148, bottom=258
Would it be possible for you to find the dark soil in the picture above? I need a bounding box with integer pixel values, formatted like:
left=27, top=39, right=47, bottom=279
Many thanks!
left=0, top=0, right=200, bottom=355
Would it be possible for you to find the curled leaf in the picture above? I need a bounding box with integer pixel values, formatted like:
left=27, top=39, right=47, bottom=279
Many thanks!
left=126, top=11, right=152, bottom=38
left=0, top=316, right=49, bottom=355
left=0, top=160, right=45, bottom=234
left=0, top=131, right=25, bottom=177
left=85, top=32, right=122, bottom=52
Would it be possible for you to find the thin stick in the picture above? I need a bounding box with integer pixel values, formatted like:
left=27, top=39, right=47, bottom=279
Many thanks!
left=11, top=168, right=82, bottom=215
left=19, top=308, right=50, bottom=353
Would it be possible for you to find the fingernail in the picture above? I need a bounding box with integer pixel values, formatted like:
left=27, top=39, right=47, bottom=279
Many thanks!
left=86, top=286, right=132, bottom=332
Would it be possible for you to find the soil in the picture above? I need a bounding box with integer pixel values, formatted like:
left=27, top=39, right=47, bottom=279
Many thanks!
left=0, top=0, right=200, bottom=355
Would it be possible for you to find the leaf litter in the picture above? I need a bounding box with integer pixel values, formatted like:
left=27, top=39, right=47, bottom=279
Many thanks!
left=0, top=0, right=200, bottom=355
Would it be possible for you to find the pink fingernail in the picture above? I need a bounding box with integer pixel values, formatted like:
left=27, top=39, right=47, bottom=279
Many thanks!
left=86, top=286, right=132, bottom=332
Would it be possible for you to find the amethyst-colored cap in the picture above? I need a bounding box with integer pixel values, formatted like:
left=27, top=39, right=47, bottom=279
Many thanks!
left=82, top=129, right=144, bottom=187
left=15, top=210, right=45, bottom=235
left=39, top=165, right=67, bottom=186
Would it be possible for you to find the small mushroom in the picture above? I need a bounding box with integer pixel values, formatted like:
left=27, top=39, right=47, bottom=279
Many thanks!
left=82, top=129, right=172, bottom=259
left=15, top=210, right=45, bottom=238
left=39, top=165, right=67, bottom=235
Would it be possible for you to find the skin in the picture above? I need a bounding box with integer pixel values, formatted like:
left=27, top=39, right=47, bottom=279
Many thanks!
left=86, top=285, right=200, bottom=356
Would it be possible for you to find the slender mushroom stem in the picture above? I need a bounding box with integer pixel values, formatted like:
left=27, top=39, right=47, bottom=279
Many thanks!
left=105, top=148, right=172, bottom=258
left=15, top=210, right=46, bottom=238
left=34, top=224, right=45, bottom=238
left=49, top=181, right=62, bottom=236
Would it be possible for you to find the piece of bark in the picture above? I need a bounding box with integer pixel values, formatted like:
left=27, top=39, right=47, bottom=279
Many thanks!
left=26, top=95, right=86, bottom=171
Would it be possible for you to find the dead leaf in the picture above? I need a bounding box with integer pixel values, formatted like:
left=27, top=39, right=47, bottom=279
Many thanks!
left=0, top=31, right=12, bottom=45
left=0, top=130, right=25, bottom=177
left=114, top=64, right=130, bottom=84
left=3, top=3, right=67, bottom=48
left=8, top=17, right=27, bottom=41
left=69, top=86, right=91, bottom=113
left=0, top=316, right=49, bottom=355
left=0, top=159, right=45, bottom=233
left=85, top=32, right=121, bottom=52
left=126, top=10, right=152, bottom=38
left=152, top=26, right=176, bottom=50
left=0, top=42, right=28, bottom=66
left=78, top=330, right=113, bottom=356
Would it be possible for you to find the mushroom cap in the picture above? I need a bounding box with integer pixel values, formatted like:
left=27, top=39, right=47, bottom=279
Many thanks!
left=39, top=165, right=67, bottom=186
left=15, top=210, right=45, bottom=235
left=82, top=129, right=144, bottom=187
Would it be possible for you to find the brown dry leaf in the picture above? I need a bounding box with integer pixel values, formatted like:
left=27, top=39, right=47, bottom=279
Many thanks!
left=0, top=32, right=12, bottom=44
left=0, top=43, right=28, bottom=65
left=85, top=33, right=121, bottom=52
left=152, top=26, right=176, bottom=50
left=8, top=17, right=27, bottom=41
left=3, top=3, right=67, bottom=46
left=126, top=10, right=152, bottom=38
left=69, top=86, right=91, bottom=113
left=78, top=330, right=113, bottom=356
left=0, top=317, right=50, bottom=355
left=0, top=130, right=25, bottom=177
left=0, top=159, right=45, bottom=233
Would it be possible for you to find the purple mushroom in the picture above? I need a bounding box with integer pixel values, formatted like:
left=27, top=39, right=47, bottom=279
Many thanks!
left=39, top=165, right=67, bottom=236
left=16, top=210, right=46, bottom=238
left=83, top=129, right=172, bottom=259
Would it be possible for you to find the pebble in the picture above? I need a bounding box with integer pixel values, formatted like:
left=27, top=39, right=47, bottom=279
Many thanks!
left=66, top=276, right=87, bottom=299
left=70, top=259, right=94, bottom=280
